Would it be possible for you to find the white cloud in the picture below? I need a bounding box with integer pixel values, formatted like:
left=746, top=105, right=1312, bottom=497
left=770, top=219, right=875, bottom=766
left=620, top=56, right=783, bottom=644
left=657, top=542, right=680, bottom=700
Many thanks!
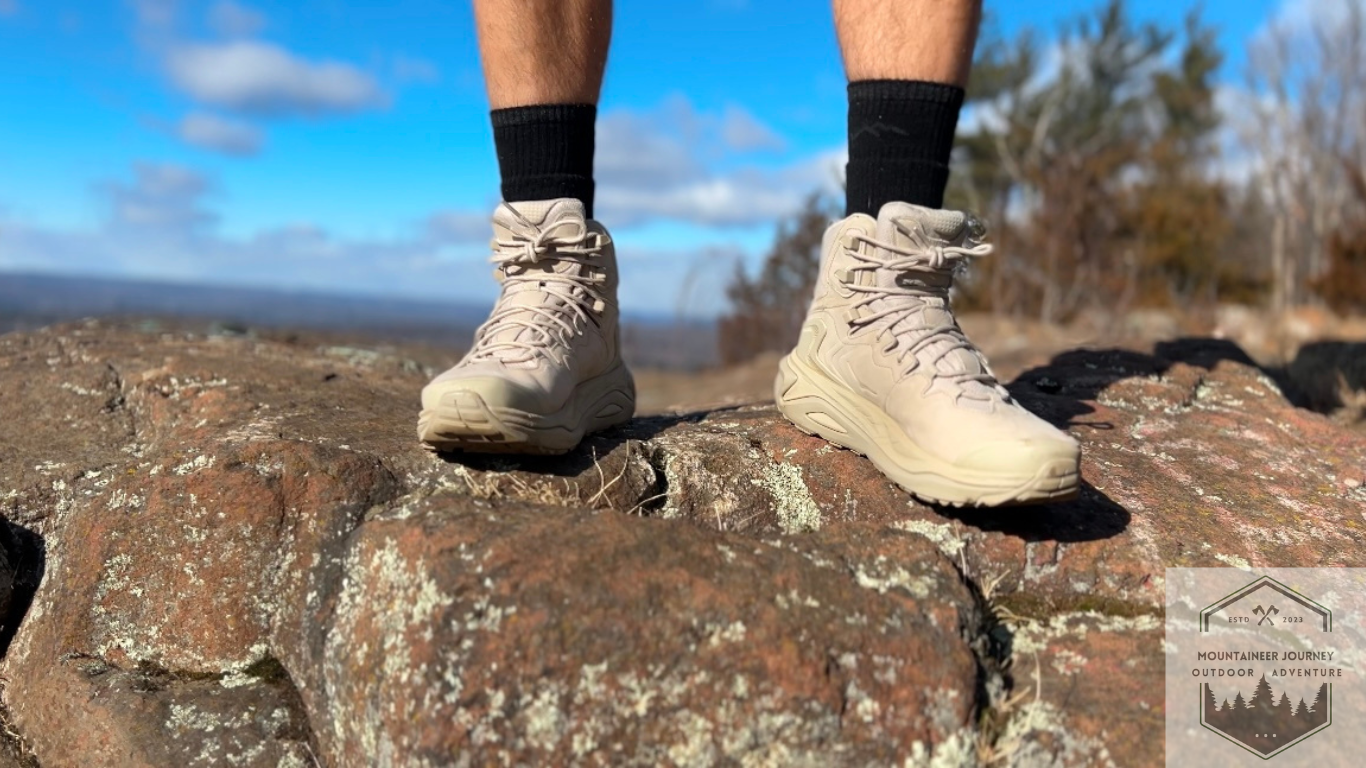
left=596, top=159, right=841, bottom=228
left=208, top=0, right=265, bottom=38
left=595, top=97, right=839, bottom=227
left=101, top=163, right=217, bottom=232
left=177, top=112, right=263, bottom=156
left=1, top=94, right=840, bottom=316
left=0, top=163, right=485, bottom=299
left=392, top=54, right=440, bottom=85
left=0, top=1, right=20, bottom=18
left=426, top=211, right=489, bottom=244
left=165, top=40, right=385, bottom=117
left=0, top=159, right=781, bottom=318
left=596, top=108, right=704, bottom=190
left=616, top=244, right=746, bottom=318
left=130, top=0, right=177, bottom=29
left=721, top=105, right=785, bottom=152
left=1259, top=0, right=1364, bottom=41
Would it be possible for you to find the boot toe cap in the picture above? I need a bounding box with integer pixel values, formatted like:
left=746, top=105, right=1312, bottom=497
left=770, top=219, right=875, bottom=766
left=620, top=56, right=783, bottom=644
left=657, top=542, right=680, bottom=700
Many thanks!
left=421, top=375, right=546, bottom=414
left=954, top=432, right=1080, bottom=477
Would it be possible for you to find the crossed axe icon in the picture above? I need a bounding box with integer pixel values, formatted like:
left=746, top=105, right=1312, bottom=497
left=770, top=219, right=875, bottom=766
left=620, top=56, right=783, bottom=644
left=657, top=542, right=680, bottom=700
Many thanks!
left=1253, top=605, right=1280, bottom=626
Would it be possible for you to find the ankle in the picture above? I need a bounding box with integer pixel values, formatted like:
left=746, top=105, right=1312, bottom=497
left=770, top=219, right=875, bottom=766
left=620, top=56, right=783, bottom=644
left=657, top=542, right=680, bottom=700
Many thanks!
left=492, top=104, right=597, bottom=217
left=844, top=80, right=965, bottom=216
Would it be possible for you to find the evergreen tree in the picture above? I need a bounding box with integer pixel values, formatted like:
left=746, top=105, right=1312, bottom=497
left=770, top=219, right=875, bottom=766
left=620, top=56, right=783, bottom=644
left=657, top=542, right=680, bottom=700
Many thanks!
left=1203, top=683, right=1219, bottom=723
left=1247, top=675, right=1276, bottom=734
left=1308, top=683, right=1330, bottom=726
left=949, top=0, right=1234, bottom=320
left=716, top=193, right=836, bottom=364
left=1122, top=11, right=1234, bottom=307
left=1248, top=674, right=1274, bottom=707
left=1274, top=691, right=1295, bottom=736
left=1296, top=695, right=1316, bottom=733
left=1227, top=691, right=1252, bottom=742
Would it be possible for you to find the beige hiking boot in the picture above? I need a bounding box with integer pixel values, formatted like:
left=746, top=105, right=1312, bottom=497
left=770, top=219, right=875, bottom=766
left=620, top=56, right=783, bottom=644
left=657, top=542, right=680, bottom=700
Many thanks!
left=418, top=199, right=635, bottom=454
left=775, top=202, right=1080, bottom=506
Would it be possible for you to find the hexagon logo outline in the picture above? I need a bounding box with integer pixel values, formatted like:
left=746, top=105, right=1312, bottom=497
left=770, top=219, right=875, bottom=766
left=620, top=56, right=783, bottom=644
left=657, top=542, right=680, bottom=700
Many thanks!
left=1199, top=681, right=1333, bottom=760
left=1199, top=576, right=1331, bottom=633
left=1196, top=575, right=1334, bottom=759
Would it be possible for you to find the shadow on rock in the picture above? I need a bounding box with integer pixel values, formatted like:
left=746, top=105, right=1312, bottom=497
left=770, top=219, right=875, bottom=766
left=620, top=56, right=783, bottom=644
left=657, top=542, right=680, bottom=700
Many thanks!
left=1284, top=340, right=1366, bottom=417
left=946, top=480, right=1130, bottom=543
left=1008, top=337, right=1264, bottom=427
left=0, top=520, right=45, bottom=659
left=945, top=336, right=1321, bottom=544
left=431, top=408, right=715, bottom=477
left=940, top=337, right=1278, bottom=543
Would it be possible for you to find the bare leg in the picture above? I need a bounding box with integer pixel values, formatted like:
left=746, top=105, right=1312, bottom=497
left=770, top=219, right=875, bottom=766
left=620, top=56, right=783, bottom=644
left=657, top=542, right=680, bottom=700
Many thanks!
left=419, top=1, right=629, bottom=456
left=775, top=0, right=1079, bottom=508
left=474, top=0, right=613, bottom=108
left=832, top=0, right=981, bottom=86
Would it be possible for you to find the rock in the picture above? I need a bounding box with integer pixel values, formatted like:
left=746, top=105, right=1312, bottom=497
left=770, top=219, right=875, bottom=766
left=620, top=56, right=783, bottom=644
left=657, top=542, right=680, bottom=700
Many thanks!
left=15, top=657, right=314, bottom=768
left=1, top=322, right=1363, bottom=766
left=316, top=504, right=981, bottom=765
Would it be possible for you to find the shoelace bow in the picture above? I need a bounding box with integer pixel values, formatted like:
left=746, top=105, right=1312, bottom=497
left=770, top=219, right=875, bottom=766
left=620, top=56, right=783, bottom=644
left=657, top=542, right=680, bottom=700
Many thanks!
left=845, top=218, right=1000, bottom=397
left=467, top=207, right=609, bottom=364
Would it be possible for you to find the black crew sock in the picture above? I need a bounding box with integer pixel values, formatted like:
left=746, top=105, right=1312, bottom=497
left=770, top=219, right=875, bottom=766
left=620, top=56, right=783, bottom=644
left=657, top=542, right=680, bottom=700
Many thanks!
left=490, top=103, right=597, bottom=217
left=845, top=80, right=965, bottom=217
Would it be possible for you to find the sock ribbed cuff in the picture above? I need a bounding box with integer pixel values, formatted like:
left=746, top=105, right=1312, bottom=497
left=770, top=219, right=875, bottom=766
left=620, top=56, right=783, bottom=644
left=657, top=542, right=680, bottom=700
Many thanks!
left=491, top=103, right=597, bottom=217
left=845, top=79, right=965, bottom=216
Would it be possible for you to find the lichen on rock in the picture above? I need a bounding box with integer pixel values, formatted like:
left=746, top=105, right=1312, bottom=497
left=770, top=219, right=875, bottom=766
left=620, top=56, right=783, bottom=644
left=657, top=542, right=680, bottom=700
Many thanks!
left=1, top=324, right=1363, bottom=766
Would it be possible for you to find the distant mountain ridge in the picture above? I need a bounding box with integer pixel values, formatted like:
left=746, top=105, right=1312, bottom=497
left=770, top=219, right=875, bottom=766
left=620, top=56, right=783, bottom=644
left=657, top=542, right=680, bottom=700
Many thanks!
left=0, top=271, right=718, bottom=369
left=0, top=272, right=489, bottom=335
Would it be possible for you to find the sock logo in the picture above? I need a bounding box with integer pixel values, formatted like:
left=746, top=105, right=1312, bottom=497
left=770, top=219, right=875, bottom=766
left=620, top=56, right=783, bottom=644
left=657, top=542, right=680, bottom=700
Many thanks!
left=850, top=122, right=910, bottom=142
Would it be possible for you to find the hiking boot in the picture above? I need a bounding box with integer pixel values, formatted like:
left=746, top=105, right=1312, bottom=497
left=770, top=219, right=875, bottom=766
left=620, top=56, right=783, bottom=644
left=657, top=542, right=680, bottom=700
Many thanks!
left=775, top=202, right=1080, bottom=506
left=418, top=199, right=635, bottom=454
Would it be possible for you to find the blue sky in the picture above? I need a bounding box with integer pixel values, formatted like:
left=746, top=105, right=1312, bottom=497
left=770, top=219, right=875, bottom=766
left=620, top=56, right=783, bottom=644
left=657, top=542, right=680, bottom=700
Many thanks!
left=0, top=0, right=1291, bottom=318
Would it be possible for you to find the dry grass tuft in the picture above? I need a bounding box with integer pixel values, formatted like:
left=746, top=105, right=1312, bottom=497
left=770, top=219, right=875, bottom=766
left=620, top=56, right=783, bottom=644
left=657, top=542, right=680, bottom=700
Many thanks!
left=976, top=654, right=1044, bottom=766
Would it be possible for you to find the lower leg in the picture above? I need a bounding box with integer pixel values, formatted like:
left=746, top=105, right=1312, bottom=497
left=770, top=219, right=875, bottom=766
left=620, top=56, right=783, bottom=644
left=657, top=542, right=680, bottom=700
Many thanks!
left=475, top=0, right=612, bottom=107
left=834, top=0, right=980, bottom=85
left=474, top=0, right=612, bottom=214
left=833, top=0, right=982, bottom=215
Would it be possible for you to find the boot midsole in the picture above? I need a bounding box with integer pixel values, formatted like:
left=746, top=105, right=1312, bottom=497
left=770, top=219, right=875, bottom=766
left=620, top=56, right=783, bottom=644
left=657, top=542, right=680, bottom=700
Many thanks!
left=421, top=362, right=635, bottom=442
left=776, top=352, right=1072, bottom=490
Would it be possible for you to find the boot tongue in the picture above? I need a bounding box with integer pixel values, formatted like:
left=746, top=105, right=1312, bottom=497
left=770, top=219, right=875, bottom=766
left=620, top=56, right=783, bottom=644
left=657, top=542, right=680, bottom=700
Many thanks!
left=481, top=199, right=595, bottom=362
left=493, top=199, right=587, bottom=271
left=871, top=202, right=995, bottom=399
left=494, top=198, right=585, bottom=232
left=877, top=201, right=969, bottom=243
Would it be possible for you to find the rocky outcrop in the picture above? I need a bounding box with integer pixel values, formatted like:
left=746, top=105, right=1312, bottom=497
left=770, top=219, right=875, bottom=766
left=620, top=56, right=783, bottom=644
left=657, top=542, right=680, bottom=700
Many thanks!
left=1, top=322, right=1363, bottom=767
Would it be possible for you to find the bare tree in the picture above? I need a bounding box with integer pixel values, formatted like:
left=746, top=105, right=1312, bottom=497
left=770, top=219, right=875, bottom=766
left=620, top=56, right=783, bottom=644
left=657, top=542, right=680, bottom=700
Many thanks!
left=950, top=0, right=1230, bottom=322
left=1243, top=0, right=1366, bottom=311
left=716, top=194, right=835, bottom=364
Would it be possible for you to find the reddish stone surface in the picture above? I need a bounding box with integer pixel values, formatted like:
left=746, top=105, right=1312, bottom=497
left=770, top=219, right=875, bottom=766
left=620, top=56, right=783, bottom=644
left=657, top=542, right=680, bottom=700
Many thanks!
left=7, top=656, right=314, bottom=768
left=1, top=324, right=1363, bottom=766
left=994, top=610, right=1164, bottom=767
left=312, top=504, right=980, bottom=765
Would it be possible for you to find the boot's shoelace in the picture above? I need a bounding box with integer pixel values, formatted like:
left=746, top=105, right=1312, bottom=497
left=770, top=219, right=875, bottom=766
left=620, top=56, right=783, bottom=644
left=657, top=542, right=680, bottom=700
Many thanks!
left=467, top=205, right=610, bottom=365
left=844, top=218, right=1001, bottom=400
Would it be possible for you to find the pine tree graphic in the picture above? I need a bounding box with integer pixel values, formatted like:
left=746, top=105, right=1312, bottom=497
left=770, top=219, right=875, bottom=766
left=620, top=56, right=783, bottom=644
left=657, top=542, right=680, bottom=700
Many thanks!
left=1203, top=678, right=1330, bottom=754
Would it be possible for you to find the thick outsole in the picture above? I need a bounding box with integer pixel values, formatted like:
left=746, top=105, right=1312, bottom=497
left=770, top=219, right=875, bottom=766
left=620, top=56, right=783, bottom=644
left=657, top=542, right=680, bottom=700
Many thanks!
left=418, top=364, right=635, bottom=455
left=774, top=353, right=1079, bottom=507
